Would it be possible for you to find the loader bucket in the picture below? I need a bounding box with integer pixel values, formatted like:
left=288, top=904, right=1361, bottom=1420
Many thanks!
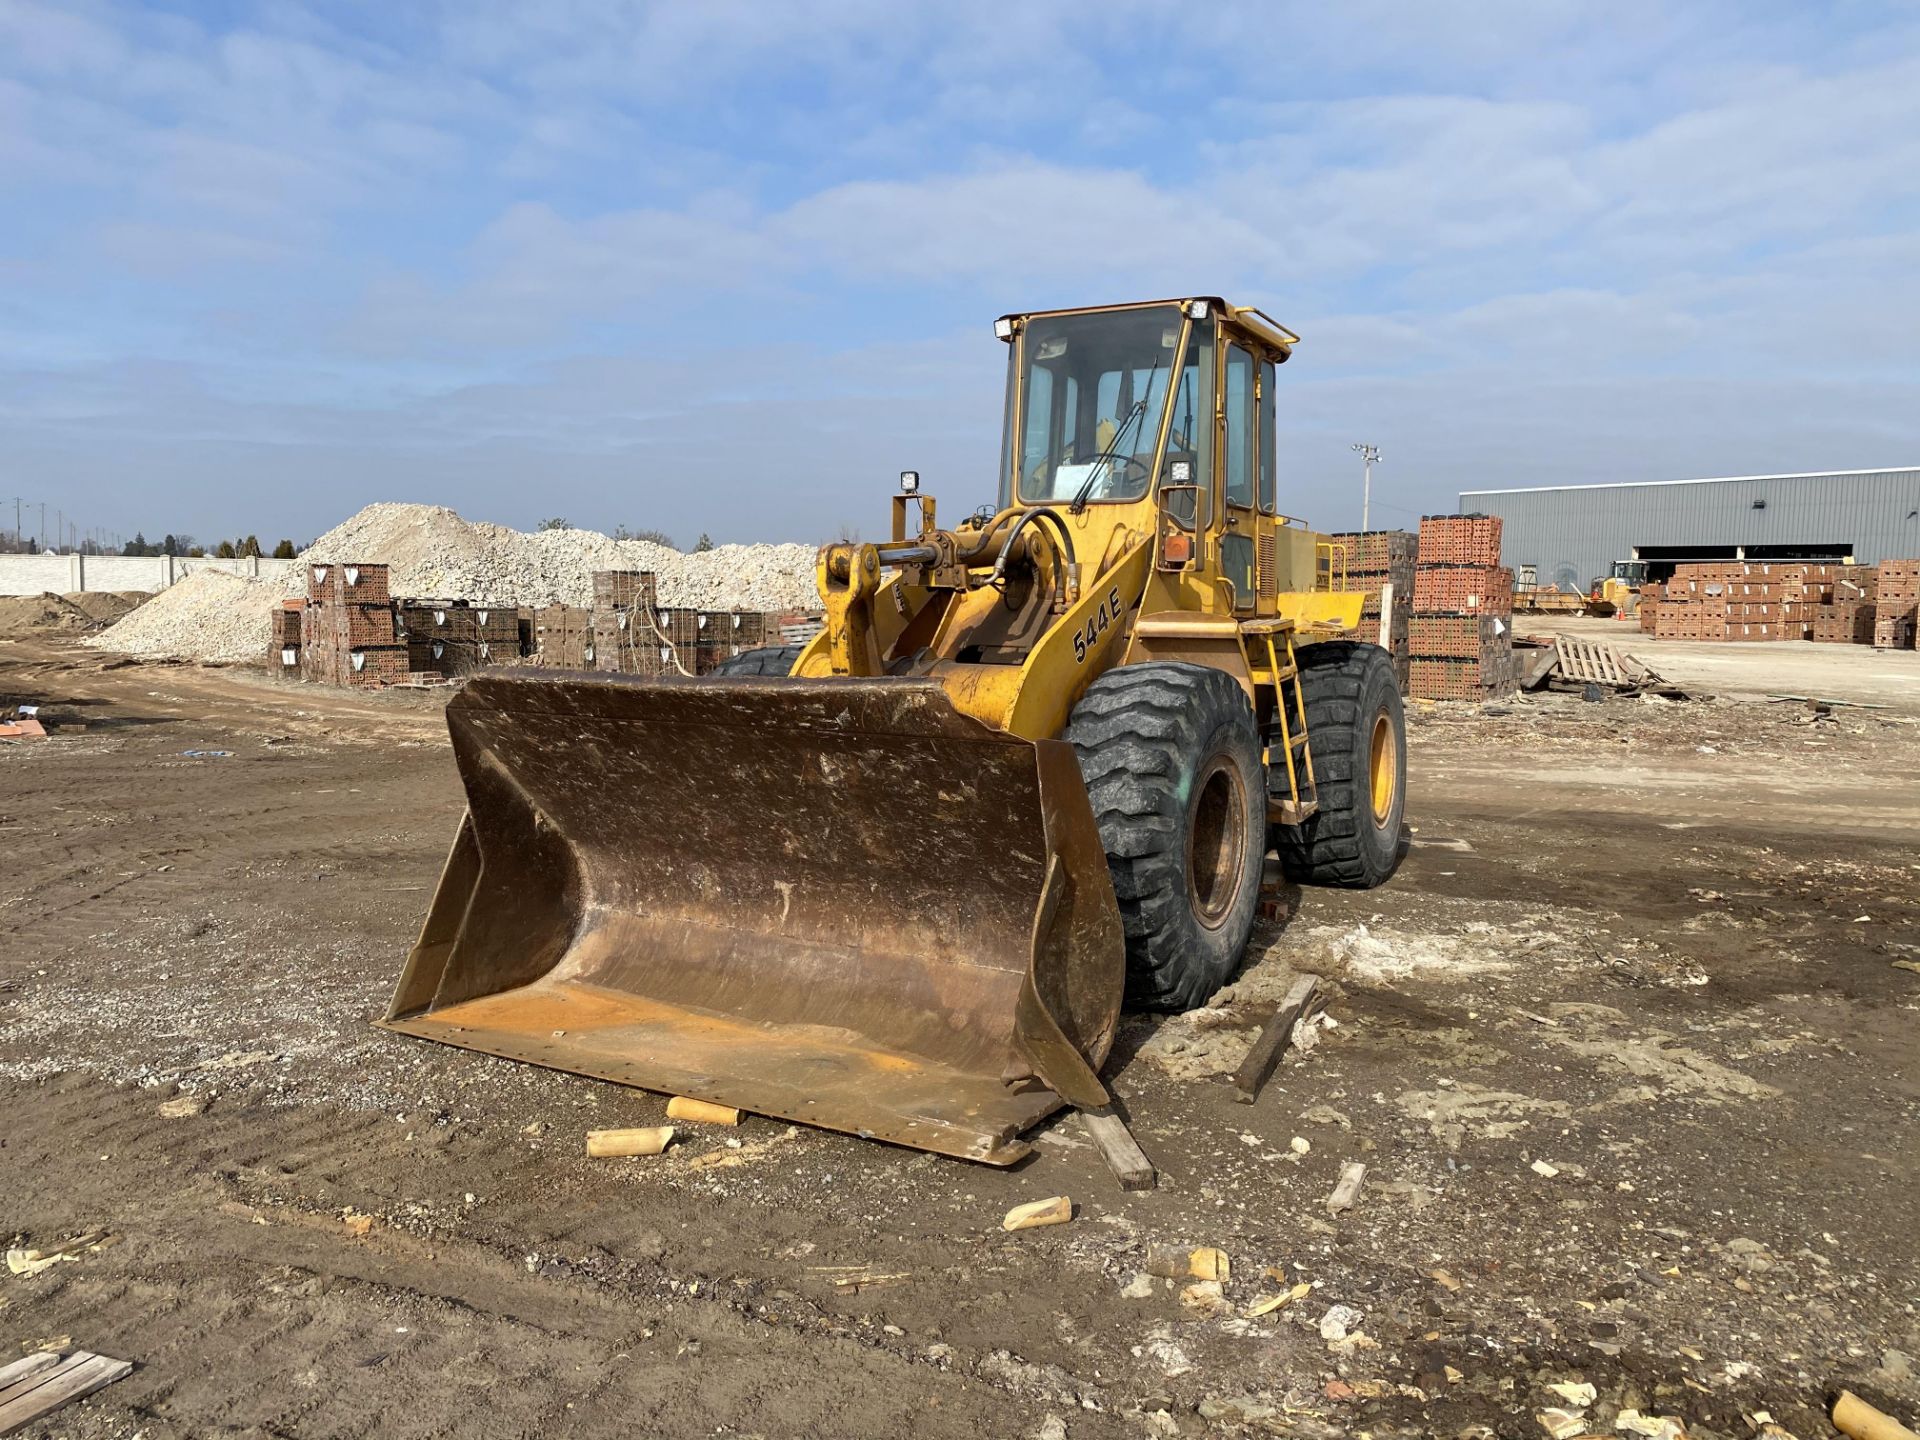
left=382, top=671, right=1125, bottom=1164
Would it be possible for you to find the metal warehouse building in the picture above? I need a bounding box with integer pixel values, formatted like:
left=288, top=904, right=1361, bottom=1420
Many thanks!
left=1459, top=467, right=1920, bottom=593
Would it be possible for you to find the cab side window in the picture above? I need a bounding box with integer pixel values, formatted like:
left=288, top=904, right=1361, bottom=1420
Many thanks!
left=1259, top=357, right=1276, bottom=514
left=1224, top=345, right=1254, bottom=509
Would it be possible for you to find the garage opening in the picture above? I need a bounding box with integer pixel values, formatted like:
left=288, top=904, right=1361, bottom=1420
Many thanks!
left=1629, top=541, right=1855, bottom=582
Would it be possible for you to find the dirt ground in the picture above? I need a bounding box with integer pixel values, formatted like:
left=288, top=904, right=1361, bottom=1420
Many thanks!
left=2, top=633, right=1916, bottom=1439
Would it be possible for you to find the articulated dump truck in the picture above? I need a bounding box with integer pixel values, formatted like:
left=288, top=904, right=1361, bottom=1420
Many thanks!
left=383, top=297, right=1407, bottom=1165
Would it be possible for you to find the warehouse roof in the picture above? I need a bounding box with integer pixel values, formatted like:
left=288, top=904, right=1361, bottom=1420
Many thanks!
left=1463, top=466, right=1920, bottom=496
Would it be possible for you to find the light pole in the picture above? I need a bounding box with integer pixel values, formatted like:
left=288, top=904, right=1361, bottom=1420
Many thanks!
left=1350, top=443, right=1380, bottom=533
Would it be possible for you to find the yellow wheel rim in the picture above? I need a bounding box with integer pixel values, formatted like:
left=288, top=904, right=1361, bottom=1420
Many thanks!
left=1368, top=711, right=1397, bottom=823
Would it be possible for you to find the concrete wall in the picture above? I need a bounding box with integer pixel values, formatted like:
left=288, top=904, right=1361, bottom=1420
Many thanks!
left=0, top=553, right=300, bottom=596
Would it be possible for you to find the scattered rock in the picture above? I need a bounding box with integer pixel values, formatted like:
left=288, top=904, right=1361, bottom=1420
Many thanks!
left=1318, top=1303, right=1363, bottom=1341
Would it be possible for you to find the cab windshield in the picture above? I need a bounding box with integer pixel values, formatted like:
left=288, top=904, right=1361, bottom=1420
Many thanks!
left=1003, top=305, right=1211, bottom=508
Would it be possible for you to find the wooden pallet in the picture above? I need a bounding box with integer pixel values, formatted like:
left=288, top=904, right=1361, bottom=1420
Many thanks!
left=0, top=1350, right=132, bottom=1435
left=1553, top=635, right=1652, bottom=688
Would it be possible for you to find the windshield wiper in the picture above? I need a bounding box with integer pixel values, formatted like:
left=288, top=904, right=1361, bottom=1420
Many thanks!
left=1069, top=348, right=1167, bottom=514
left=1069, top=400, right=1147, bottom=514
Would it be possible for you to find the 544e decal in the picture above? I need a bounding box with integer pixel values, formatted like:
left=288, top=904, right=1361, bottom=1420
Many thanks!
left=1072, top=584, right=1126, bottom=663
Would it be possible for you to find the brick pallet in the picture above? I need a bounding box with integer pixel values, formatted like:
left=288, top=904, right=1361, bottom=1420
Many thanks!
left=1409, top=614, right=1508, bottom=662
left=1328, top=529, right=1416, bottom=575
left=531, top=605, right=595, bottom=668
left=1835, top=564, right=1878, bottom=604
left=307, top=561, right=390, bottom=605
left=1877, top=559, right=1920, bottom=604
left=1417, top=514, right=1503, bottom=568
left=1813, top=601, right=1876, bottom=644
left=592, top=608, right=674, bottom=676
left=1642, top=560, right=1848, bottom=643
left=300, top=561, right=410, bottom=687
left=1870, top=559, right=1918, bottom=649
left=1875, top=604, right=1918, bottom=650
left=1408, top=517, right=1515, bottom=701
left=1411, top=565, right=1514, bottom=616
left=592, top=570, right=659, bottom=613
left=1409, top=654, right=1515, bottom=701
left=1327, top=531, right=1413, bottom=693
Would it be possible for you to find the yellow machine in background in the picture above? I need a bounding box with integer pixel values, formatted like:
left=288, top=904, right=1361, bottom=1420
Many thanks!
left=1589, top=560, right=1649, bottom=616
left=385, top=297, right=1408, bottom=1165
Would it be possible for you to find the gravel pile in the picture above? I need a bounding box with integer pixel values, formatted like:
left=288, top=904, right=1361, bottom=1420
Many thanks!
left=83, top=570, right=285, bottom=664
left=302, top=503, right=819, bottom=610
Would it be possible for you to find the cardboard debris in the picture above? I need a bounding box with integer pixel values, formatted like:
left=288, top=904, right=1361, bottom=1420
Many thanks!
left=6, top=1233, right=117, bottom=1276
left=1547, top=1381, right=1597, bottom=1406
left=1616, top=1410, right=1687, bottom=1438
left=1245, top=1282, right=1312, bottom=1317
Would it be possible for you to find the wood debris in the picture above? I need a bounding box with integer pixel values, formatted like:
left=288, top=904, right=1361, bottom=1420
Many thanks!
left=1002, top=1196, right=1072, bottom=1232
left=1231, top=974, right=1320, bottom=1103
left=1077, top=1107, right=1156, bottom=1191
left=1326, top=1161, right=1367, bottom=1214
left=0, top=1349, right=133, bottom=1434
left=586, top=1125, right=675, bottom=1158
left=665, top=1097, right=741, bottom=1126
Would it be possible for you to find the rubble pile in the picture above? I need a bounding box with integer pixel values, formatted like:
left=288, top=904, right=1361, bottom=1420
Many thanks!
left=301, top=504, right=818, bottom=611
left=83, top=570, right=285, bottom=664
left=0, top=591, right=144, bottom=635
left=84, top=503, right=822, bottom=665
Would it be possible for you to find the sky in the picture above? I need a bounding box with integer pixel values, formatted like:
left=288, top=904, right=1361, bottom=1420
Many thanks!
left=3, top=1, right=1918, bottom=549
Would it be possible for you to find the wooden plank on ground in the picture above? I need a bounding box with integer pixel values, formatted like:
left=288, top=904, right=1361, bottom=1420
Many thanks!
left=0, top=1353, right=59, bottom=1398
left=1078, top=1107, right=1156, bottom=1191
left=1232, top=974, right=1320, bottom=1104
left=0, top=1351, right=132, bottom=1436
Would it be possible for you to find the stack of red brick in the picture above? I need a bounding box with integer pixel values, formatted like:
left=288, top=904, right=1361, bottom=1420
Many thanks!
left=1407, top=516, right=1514, bottom=701
left=1328, top=530, right=1414, bottom=692
left=587, top=570, right=665, bottom=675
left=583, top=571, right=792, bottom=676
left=284, top=564, right=821, bottom=685
left=397, top=602, right=522, bottom=676
left=1647, top=561, right=1836, bottom=641
left=300, top=562, right=410, bottom=686
left=1640, top=560, right=1920, bottom=646
left=1637, top=583, right=1663, bottom=634
left=1876, top=560, right=1920, bottom=649
left=272, top=600, right=303, bottom=681
left=1811, top=565, right=1876, bottom=644
left=529, top=605, right=595, bottom=668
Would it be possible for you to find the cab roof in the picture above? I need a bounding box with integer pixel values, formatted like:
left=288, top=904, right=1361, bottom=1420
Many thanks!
left=994, top=298, right=1298, bottom=357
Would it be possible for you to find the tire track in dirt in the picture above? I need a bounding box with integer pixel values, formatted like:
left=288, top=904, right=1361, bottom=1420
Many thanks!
left=2, top=1074, right=1133, bottom=1439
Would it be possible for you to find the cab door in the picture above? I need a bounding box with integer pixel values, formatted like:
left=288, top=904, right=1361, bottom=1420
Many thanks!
left=1219, top=341, right=1257, bottom=611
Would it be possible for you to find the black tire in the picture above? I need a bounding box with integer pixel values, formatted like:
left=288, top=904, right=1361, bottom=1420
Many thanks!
left=709, top=644, right=803, bottom=677
left=1275, top=641, right=1405, bottom=888
left=1065, top=662, right=1266, bottom=1011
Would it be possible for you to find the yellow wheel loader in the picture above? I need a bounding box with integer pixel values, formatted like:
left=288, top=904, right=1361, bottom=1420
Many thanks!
left=384, top=297, right=1407, bottom=1165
